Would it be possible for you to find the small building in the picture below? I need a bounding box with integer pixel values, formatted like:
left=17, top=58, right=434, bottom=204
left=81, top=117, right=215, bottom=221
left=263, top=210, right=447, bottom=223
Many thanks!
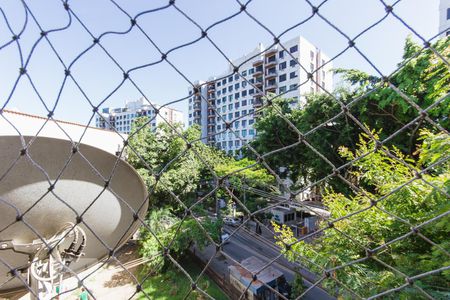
left=228, top=256, right=287, bottom=300
left=271, top=203, right=330, bottom=237
left=271, top=206, right=296, bottom=225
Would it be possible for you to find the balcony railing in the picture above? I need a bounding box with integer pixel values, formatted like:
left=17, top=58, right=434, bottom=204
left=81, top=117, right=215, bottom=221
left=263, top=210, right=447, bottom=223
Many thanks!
left=252, top=58, right=263, bottom=66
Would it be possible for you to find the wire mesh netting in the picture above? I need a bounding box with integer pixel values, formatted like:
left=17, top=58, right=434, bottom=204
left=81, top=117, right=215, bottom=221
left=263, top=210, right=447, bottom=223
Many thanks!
left=0, top=0, right=449, bottom=299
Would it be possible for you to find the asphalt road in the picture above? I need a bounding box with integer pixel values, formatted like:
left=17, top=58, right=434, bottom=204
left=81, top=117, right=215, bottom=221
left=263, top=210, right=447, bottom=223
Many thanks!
left=222, top=225, right=334, bottom=300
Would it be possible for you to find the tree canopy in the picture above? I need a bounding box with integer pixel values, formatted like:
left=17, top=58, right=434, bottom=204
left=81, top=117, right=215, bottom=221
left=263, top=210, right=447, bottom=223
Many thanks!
left=250, top=37, right=449, bottom=193
left=273, top=130, right=449, bottom=298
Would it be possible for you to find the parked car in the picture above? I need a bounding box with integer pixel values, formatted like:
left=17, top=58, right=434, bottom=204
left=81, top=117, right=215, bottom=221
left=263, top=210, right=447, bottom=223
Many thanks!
left=223, top=217, right=241, bottom=227
left=221, top=232, right=230, bottom=244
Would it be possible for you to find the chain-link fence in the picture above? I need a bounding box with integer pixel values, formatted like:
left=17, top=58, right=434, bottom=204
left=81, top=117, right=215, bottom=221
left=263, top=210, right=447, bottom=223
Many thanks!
left=0, top=0, right=449, bottom=299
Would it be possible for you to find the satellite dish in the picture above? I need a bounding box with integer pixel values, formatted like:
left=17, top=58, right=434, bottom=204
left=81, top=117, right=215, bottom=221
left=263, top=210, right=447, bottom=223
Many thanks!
left=0, top=135, right=148, bottom=298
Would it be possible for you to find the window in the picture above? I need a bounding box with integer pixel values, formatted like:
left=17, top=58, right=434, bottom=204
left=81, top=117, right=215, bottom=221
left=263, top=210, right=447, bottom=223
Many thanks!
left=217, top=82, right=221, bottom=87
left=249, top=129, right=255, bottom=135
left=242, top=129, right=247, bottom=137
left=249, top=89, right=254, bottom=95
left=234, top=74, right=239, bottom=80
left=279, top=61, right=287, bottom=70
left=222, top=88, right=226, bottom=94
left=289, top=84, right=298, bottom=90
left=235, top=83, right=240, bottom=89
left=290, top=59, right=297, bottom=67
left=235, top=93, right=240, bottom=99
left=228, top=95, right=233, bottom=101
left=228, top=76, right=233, bottom=82
left=242, top=90, right=247, bottom=97
left=290, top=71, right=298, bottom=79
left=235, top=111, right=240, bottom=118
left=310, top=50, right=314, bottom=60
left=217, top=90, right=221, bottom=96
left=279, top=86, right=287, bottom=93
left=235, top=102, right=240, bottom=109
left=228, top=113, right=233, bottom=120
left=189, top=98, right=192, bottom=103
left=448, top=8, right=450, bottom=19
left=279, top=74, right=287, bottom=82
left=242, top=99, right=247, bottom=106
left=242, top=120, right=247, bottom=127
left=228, top=104, right=233, bottom=110
left=234, top=122, right=239, bottom=129
left=242, top=109, right=247, bottom=115
left=241, top=70, right=247, bottom=76
left=222, top=79, right=226, bottom=85
left=242, top=81, right=247, bottom=88
left=249, top=109, right=254, bottom=115
left=290, top=45, right=298, bottom=53
left=248, top=68, right=254, bottom=74
left=217, top=99, right=221, bottom=105
left=228, top=86, right=233, bottom=92
left=279, top=50, right=284, bottom=59
left=235, top=140, right=240, bottom=147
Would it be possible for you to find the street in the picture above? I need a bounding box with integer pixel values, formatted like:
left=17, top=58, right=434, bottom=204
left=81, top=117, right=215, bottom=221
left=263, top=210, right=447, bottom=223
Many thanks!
left=219, top=224, right=334, bottom=300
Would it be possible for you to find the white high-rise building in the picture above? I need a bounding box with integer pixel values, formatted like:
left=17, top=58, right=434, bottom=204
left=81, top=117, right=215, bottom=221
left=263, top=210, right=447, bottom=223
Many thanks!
left=439, top=0, right=450, bottom=37
left=96, top=97, right=184, bottom=134
left=187, top=36, right=333, bottom=155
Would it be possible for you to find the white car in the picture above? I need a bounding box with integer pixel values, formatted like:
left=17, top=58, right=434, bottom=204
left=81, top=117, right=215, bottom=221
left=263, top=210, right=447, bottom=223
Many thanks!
left=221, top=233, right=230, bottom=244
left=223, top=217, right=241, bottom=227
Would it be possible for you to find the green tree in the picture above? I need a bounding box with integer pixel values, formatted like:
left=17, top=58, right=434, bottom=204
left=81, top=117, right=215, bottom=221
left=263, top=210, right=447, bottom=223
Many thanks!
left=250, top=37, right=449, bottom=194
left=128, top=118, right=225, bottom=210
left=128, top=118, right=276, bottom=273
left=291, top=272, right=305, bottom=298
left=274, top=130, right=450, bottom=298
left=139, top=208, right=221, bottom=273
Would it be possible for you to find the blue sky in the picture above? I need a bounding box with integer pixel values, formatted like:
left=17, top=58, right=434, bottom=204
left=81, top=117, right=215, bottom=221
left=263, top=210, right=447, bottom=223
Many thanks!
left=0, top=0, right=442, bottom=126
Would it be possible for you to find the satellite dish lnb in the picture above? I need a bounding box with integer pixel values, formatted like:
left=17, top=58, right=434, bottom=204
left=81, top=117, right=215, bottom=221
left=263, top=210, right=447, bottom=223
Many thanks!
left=0, top=135, right=148, bottom=298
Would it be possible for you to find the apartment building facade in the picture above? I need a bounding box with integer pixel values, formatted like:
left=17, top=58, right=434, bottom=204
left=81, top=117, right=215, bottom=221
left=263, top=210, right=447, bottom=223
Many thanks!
left=187, top=36, right=333, bottom=155
left=96, top=97, right=184, bottom=134
left=439, top=0, right=450, bottom=37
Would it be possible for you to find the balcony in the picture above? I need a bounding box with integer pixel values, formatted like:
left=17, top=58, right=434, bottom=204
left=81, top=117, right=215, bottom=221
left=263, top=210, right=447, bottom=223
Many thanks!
left=264, top=48, right=277, bottom=56
left=253, top=58, right=264, bottom=66
left=265, top=71, right=277, bottom=79
left=253, top=67, right=263, bottom=77
left=265, top=81, right=277, bottom=91
left=265, top=59, right=277, bottom=68
left=254, top=80, right=263, bottom=87
left=253, top=97, right=263, bottom=108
